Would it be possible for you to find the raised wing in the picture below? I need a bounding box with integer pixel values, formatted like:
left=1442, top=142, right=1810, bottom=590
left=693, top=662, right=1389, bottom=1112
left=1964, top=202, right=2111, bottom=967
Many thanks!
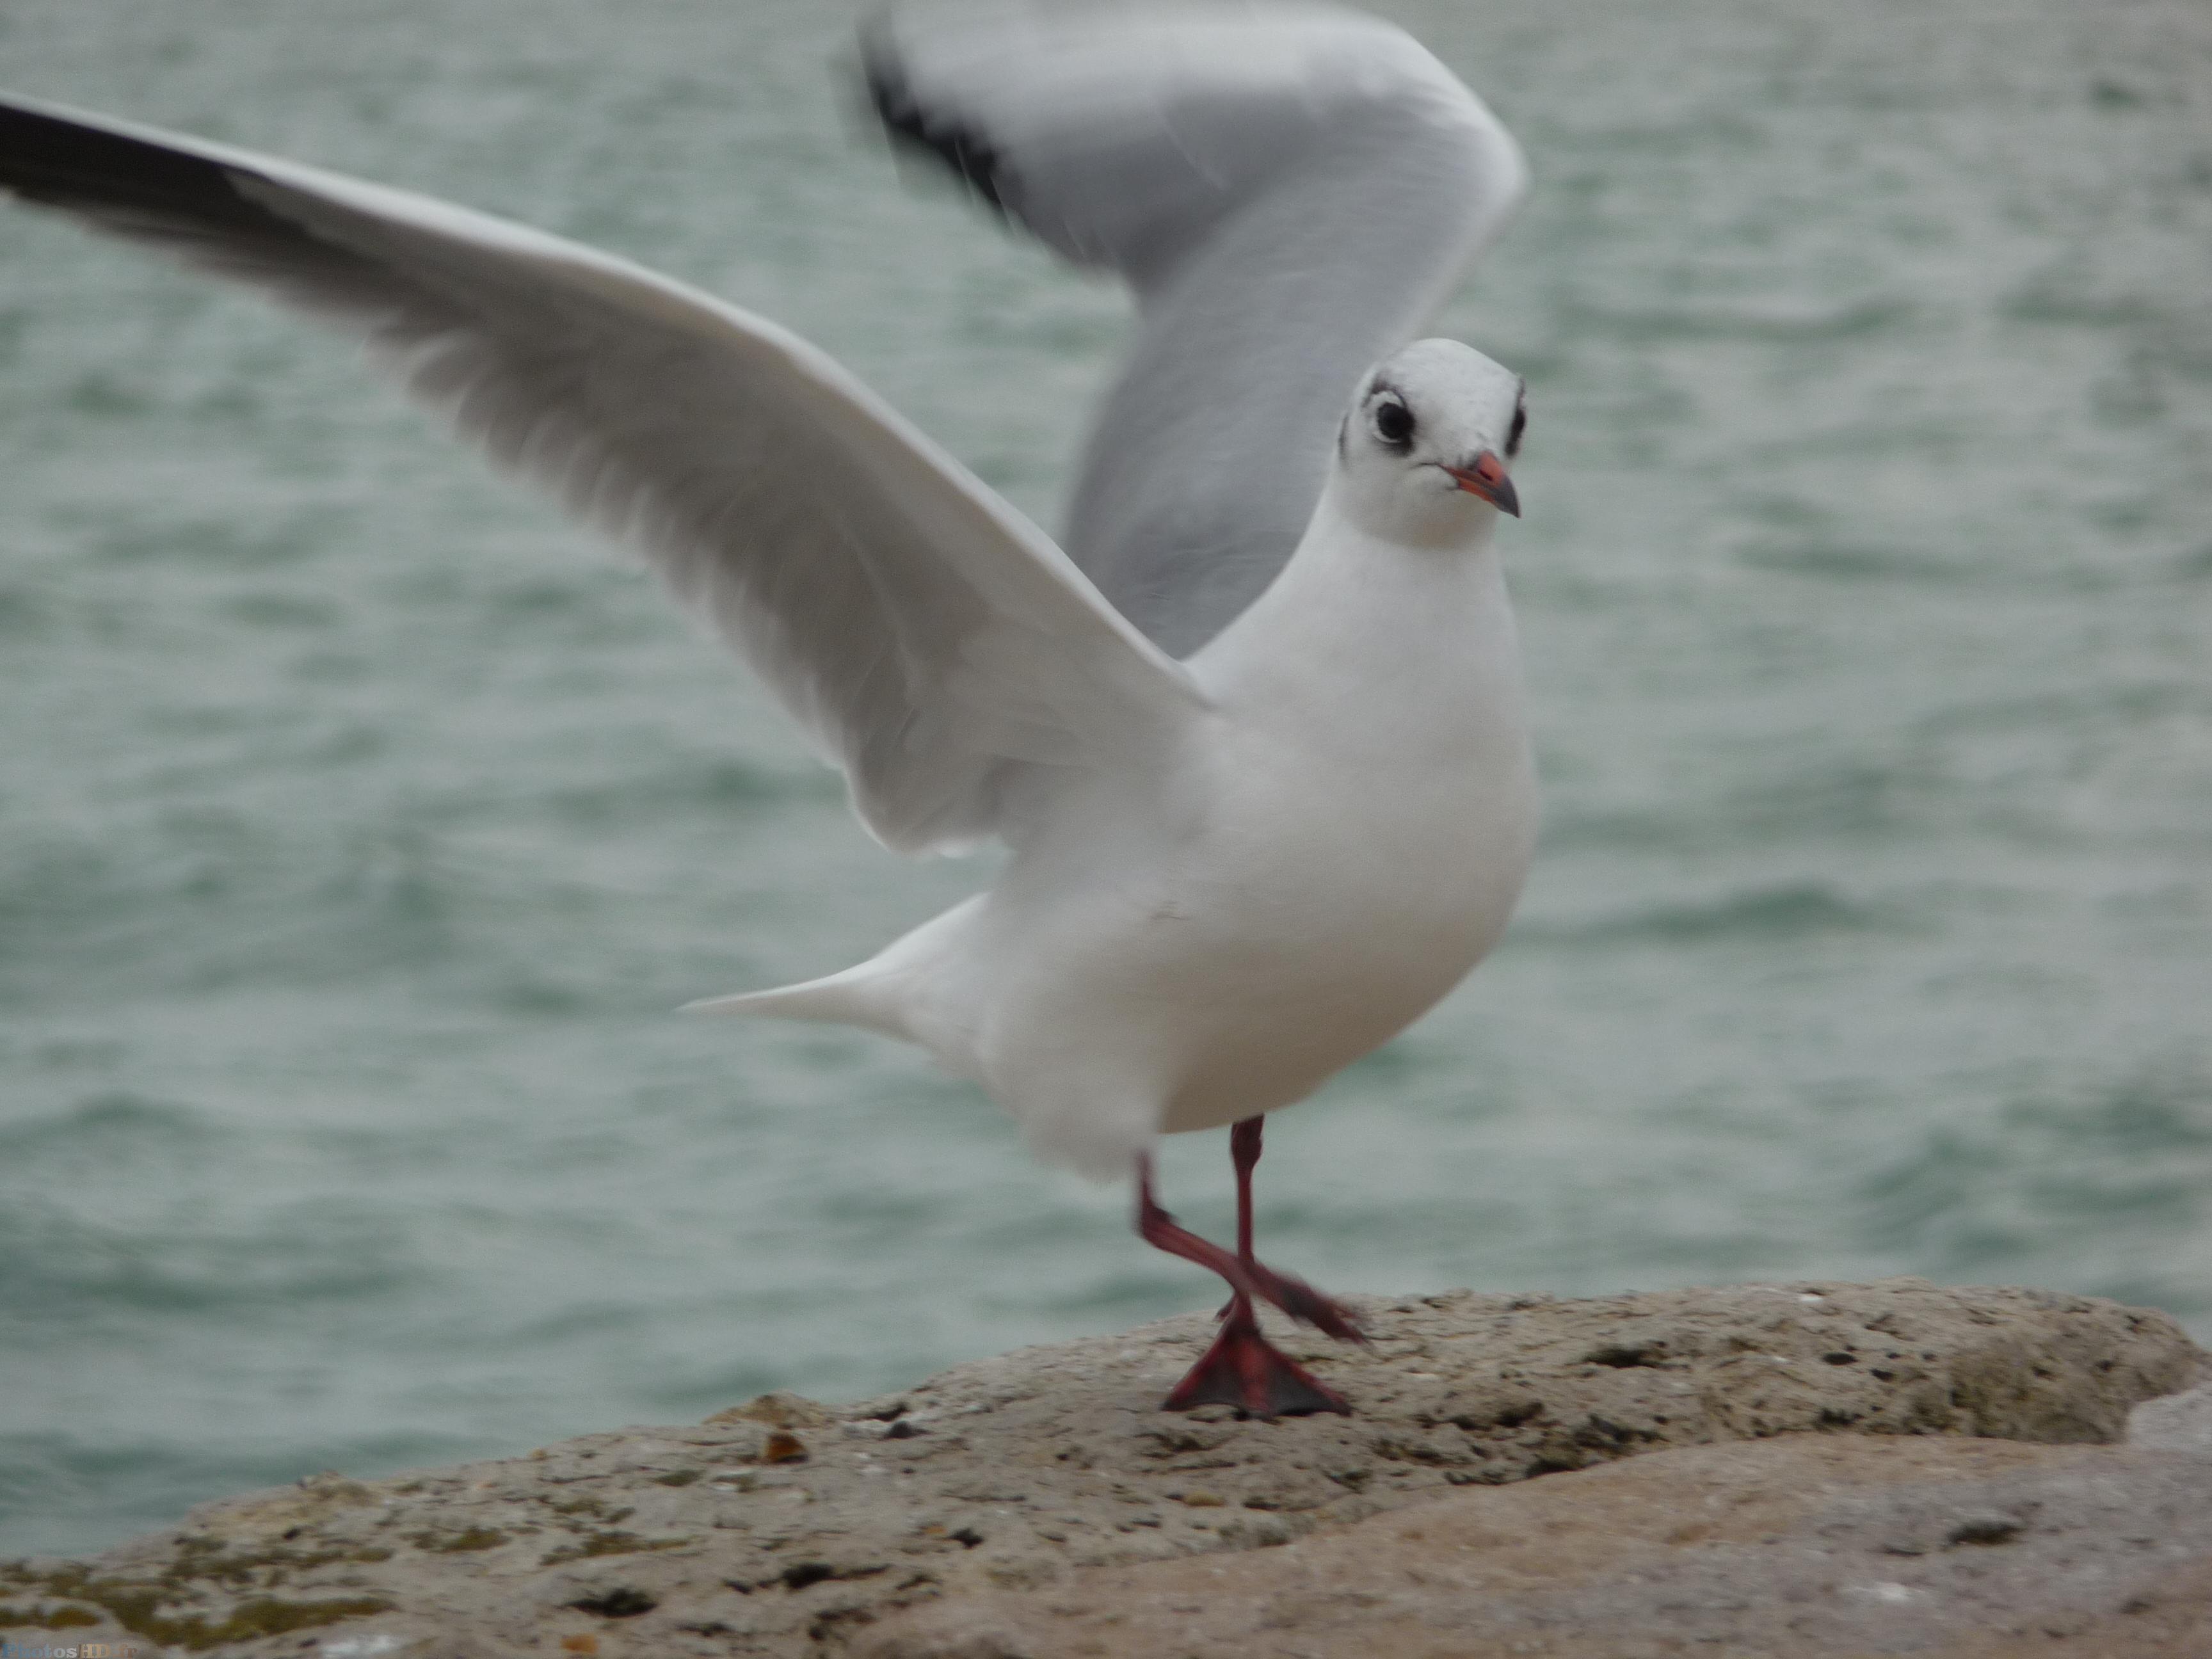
left=0, top=93, right=1206, bottom=853
left=867, top=3, right=1527, bottom=657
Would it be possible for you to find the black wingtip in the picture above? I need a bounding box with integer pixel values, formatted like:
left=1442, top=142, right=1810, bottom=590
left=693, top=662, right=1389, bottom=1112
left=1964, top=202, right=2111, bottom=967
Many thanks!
left=855, top=20, right=1009, bottom=217
left=0, top=94, right=275, bottom=237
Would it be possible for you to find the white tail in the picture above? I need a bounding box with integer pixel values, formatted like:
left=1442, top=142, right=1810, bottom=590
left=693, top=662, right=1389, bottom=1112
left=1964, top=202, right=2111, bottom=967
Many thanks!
left=682, top=970, right=911, bottom=1040
left=684, top=895, right=986, bottom=1054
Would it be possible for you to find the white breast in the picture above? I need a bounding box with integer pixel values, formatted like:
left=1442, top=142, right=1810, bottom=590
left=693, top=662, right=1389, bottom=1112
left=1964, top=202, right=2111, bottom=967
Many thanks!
left=961, top=492, right=1537, bottom=1164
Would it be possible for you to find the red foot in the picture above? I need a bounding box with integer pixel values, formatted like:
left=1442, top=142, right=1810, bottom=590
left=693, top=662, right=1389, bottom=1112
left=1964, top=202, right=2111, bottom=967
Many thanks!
left=1163, top=1302, right=1350, bottom=1418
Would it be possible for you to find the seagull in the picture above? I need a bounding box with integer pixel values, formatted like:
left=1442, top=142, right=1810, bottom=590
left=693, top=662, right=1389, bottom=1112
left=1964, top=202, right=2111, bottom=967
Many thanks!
left=0, top=3, right=1535, bottom=1418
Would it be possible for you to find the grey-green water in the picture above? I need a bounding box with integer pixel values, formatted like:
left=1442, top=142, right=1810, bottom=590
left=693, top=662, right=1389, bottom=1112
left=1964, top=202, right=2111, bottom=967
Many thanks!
left=3, top=0, right=2209, bottom=1559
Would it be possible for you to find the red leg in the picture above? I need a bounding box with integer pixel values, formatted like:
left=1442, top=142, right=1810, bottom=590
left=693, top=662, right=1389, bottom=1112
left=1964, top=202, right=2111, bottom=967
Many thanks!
left=1231, top=1114, right=1262, bottom=1266
left=1217, top=1115, right=1263, bottom=1317
left=1135, top=1139, right=1361, bottom=1418
left=1136, top=1151, right=1361, bottom=1341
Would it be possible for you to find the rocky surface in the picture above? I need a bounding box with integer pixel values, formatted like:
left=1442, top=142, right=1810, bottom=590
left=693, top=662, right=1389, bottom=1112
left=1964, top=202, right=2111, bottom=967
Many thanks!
left=1, top=1278, right=2201, bottom=1656
left=870, top=1429, right=2212, bottom=1658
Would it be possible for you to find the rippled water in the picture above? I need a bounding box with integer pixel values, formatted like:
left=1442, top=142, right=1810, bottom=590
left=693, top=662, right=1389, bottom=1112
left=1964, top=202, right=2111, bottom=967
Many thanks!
left=3, top=0, right=2209, bottom=1557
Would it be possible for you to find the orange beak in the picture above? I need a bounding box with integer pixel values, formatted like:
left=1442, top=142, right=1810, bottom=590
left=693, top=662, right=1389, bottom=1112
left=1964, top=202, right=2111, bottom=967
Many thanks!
left=1443, top=451, right=1521, bottom=518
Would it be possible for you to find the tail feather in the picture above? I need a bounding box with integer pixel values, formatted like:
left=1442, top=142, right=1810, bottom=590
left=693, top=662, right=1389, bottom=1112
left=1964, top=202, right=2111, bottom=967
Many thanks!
left=686, top=895, right=985, bottom=1053
left=682, top=969, right=911, bottom=1041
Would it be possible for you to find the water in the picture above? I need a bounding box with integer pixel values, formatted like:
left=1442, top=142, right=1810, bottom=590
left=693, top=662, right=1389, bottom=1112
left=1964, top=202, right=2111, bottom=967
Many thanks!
left=3, top=0, right=2208, bottom=1559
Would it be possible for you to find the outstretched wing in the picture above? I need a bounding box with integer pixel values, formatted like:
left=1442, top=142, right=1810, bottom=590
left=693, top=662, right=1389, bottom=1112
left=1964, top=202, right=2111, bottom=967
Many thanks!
left=0, top=93, right=1206, bottom=853
left=867, top=3, right=1527, bottom=657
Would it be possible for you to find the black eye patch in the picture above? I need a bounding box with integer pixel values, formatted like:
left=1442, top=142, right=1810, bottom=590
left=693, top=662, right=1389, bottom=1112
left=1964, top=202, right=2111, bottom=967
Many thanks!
left=1506, top=399, right=1527, bottom=460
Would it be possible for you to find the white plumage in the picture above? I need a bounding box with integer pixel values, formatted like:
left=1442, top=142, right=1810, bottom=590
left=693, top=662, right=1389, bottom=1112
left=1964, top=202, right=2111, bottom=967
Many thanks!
left=703, top=335, right=1537, bottom=1178
left=1, top=4, right=1537, bottom=1410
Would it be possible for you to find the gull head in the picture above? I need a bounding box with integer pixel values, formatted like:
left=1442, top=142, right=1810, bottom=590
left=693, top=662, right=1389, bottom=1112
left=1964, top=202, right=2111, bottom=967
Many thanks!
left=1334, top=338, right=1527, bottom=547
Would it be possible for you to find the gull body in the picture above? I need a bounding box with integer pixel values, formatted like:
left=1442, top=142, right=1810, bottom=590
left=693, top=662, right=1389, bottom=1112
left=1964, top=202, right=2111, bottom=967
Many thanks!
left=724, top=343, right=1538, bottom=1178
left=0, top=4, right=1538, bottom=1411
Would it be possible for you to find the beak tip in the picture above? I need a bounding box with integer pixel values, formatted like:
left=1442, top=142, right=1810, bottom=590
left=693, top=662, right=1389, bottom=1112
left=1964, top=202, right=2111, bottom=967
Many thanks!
left=1447, top=454, right=1521, bottom=518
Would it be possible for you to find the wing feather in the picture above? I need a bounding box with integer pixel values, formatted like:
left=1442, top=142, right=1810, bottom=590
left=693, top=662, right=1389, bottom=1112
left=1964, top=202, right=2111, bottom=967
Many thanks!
left=0, top=92, right=1205, bottom=851
left=867, top=3, right=1527, bottom=656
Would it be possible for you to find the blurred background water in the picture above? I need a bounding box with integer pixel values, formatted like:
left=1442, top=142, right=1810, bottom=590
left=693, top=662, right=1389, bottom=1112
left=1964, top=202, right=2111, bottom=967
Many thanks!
left=3, top=0, right=2209, bottom=1558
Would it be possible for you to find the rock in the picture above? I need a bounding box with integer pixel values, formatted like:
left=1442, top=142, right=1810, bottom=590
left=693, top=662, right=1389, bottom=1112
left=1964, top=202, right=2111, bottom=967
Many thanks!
left=0, top=1279, right=2199, bottom=1656
left=2129, top=1376, right=2212, bottom=1453
left=704, top=1392, right=837, bottom=1431
left=865, top=1434, right=2212, bottom=1658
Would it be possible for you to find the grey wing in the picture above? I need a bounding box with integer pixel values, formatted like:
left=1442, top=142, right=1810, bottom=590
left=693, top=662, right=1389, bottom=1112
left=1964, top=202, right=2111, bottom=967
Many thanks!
left=865, top=4, right=1527, bottom=657
left=0, top=93, right=1204, bottom=853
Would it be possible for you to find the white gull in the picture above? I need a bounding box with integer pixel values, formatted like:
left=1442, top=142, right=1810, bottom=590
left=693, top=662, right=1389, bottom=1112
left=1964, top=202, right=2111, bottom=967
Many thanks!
left=0, top=3, right=1534, bottom=1415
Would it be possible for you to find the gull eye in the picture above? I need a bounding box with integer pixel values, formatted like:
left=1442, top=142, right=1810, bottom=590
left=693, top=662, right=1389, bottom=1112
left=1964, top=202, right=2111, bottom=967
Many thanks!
left=1372, top=399, right=1415, bottom=449
left=1506, top=401, right=1528, bottom=460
